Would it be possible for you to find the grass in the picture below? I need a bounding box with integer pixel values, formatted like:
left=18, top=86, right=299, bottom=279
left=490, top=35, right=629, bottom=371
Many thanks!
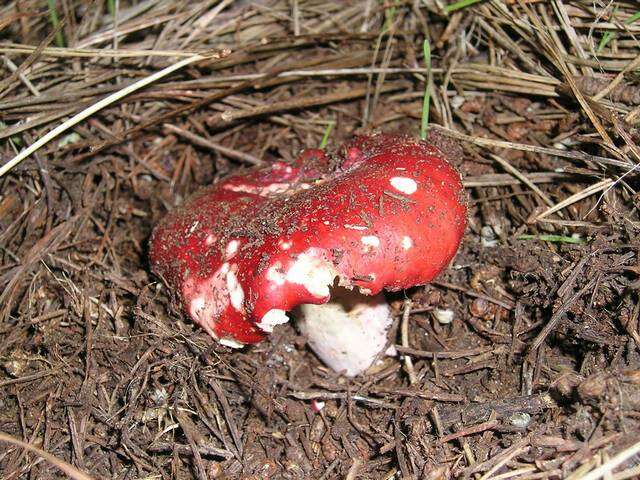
left=445, top=0, right=484, bottom=14
left=0, top=121, right=23, bottom=148
left=517, top=234, right=586, bottom=245
left=383, top=0, right=399, bottom=32
left=597, top=9, right=640, bottom=52
left=420, top=38, right=432, bottom=140
left=47, top=0, right=65, bottom=48
left=320, top=120, right=335, bottom=149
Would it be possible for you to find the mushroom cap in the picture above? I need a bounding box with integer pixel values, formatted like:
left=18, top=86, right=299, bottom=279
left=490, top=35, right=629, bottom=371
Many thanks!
left=150, top=133, right=467, bottom=346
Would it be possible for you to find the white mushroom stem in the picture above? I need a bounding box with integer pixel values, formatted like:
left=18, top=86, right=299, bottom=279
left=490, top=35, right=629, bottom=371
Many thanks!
left=295, top=287, right=393, bottom=377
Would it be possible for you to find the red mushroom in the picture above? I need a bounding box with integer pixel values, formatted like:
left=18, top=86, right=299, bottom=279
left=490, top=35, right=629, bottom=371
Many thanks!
left=150, top=133, right=466, bottom=376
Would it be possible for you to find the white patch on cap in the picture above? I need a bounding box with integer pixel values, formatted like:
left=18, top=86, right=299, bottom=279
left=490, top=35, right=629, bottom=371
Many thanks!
left=205, top=234, right=217, bottom=246
left=390, top=177, right=418, bottom=194
left=219, top=338, right=245, bottom=348
left=226, top=240, right=240, bottom=259
left=344, top=224, right=368, bottom=231
left=257, top=309, right=289, bottom=333
left=286, top=250, right=336, bottom=298
left=226, top=270, right=244, bottom=311
left=267, top=262, right=286, bottom=285
left=190, top=296, right=206, bottom=318
left=188, top=220, right=200, bottom=234
left=279, top=240, right=292, bottom=250
left=185, top=262, right=232, bottom=332
left=402, top=236, right=413, bottom=250
left=224, top=182, right=293, bottom=196
left=361, top=236, right=380, bottom=248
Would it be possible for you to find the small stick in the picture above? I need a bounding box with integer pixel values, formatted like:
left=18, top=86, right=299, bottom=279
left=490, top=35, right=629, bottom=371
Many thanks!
left=438, top=419, right=499, bottom=443
left=535, top=178, right=613, bottom=221
left=164, top=124, right=263, bottom=165
left=400, top=298, right=417, bottom=385
left=420, top=38, right=432, bottom=140
left=0, top=432, right=94, bottom=480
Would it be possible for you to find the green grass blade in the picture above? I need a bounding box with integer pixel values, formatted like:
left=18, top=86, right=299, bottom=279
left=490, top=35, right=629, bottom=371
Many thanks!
left=445, top=0, right=484, bottom=14
left=517, top=234, right=586, bottom=245
left=47, top=0, right=65, bottom=48
left=383, top=0, right=399, bottom=32
left=420, top=38, right=431, bottom=141
left=320, top=121, right=334, bottom=149
left=597, top=9, right=640, bottom=52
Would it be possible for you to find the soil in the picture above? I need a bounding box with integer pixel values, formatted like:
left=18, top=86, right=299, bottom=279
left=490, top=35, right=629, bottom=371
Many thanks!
left=1, top=1, right=640, bottom=479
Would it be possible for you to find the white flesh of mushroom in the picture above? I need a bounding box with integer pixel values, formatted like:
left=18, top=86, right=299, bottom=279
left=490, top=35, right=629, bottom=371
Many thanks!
left=295, top=287, right=393, bottom=377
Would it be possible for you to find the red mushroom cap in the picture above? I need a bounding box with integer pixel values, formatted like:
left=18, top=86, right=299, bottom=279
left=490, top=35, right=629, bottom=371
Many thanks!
left=150, top=133, right=467, bottom=347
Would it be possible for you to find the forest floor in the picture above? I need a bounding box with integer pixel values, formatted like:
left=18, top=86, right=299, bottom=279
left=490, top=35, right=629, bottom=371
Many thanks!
left=1, top=1, right=640, bottom=479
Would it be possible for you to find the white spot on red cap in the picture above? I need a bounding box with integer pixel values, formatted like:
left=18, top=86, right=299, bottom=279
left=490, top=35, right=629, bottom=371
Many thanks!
left=361, top=236, right=380, bottom=249
left=344, top=224, right=368, bottom=231
left=190, top=296, right=207, bottom=319
left=224, top=182, right=293, bottom=196
left=267, top=262, right=286, bottom=285
left=185, top=262, right=232, bottom=331
left=286, top=249, right=336, bottom=298
left=390, top=177, right=418, bottom=194
left=402, top=236, right=413, bottom=250
left=279, top=239, right=292, bottom=250
left=226, top=270, right=244, bottom=311
left=205, top=234, right=217, bottom=246
left=226, top=239, right=240, bottom=259
left=188, top=220, right=200, bottom=234
left=257, top=309, right=289, bottom=333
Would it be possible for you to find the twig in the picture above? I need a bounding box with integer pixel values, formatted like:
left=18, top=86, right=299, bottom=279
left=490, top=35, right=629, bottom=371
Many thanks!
left=400, top=298, right=417, bottom=384
left=527, top=279, right=597, bottom=359
left=579, top=440, right=640, bottom=480
left=431, top=124, right=633, bottom=170
left=535, top=179, right=613, bottom=221
left=0, top=432, right=95, bottom=480
left=0, top=52, right=227, bottom=177
left=163, top=124, right=263, bottom=165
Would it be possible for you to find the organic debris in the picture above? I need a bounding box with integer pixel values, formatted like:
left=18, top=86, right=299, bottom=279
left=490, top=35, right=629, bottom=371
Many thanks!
left=1, top=1, right=639, bottom=479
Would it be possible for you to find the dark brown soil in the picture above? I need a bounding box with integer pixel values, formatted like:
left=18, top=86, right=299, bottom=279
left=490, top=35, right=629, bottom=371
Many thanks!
left=1, top=1, right=639, bottom=479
